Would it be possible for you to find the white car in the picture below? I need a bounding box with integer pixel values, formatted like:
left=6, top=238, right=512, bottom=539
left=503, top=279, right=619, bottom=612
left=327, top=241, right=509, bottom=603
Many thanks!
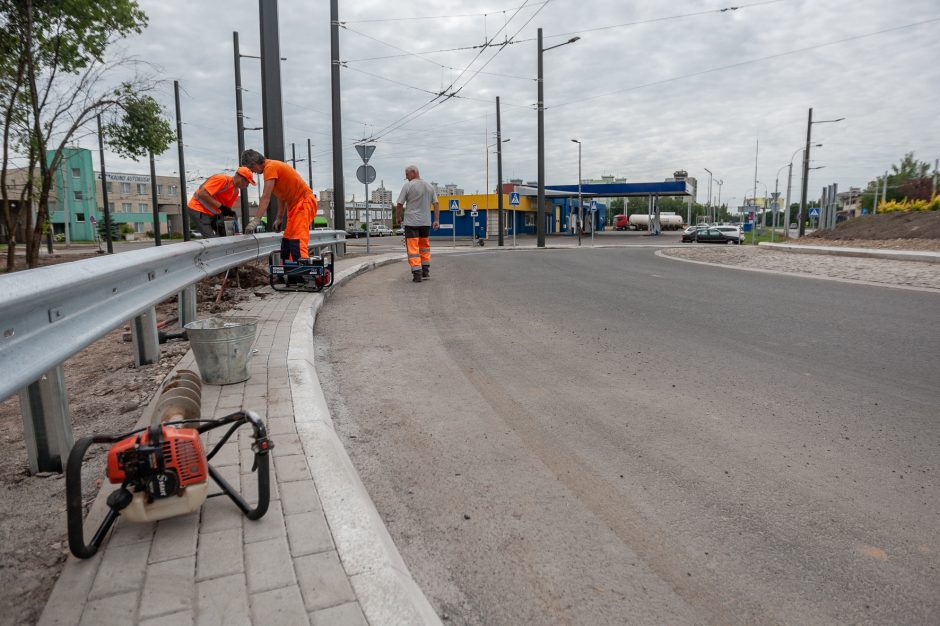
left=715, top=225, right=744, bottom=243
left=369, top=224, right=393, bottom=236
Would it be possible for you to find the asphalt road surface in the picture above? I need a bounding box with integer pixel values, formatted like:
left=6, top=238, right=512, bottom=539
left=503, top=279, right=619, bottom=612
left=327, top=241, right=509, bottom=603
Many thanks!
left=314, top=247, right=939, bottom=626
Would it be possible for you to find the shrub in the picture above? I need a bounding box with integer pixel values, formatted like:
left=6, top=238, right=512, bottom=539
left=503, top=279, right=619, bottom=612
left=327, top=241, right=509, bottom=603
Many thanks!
left=878, top=196, right=940, bottom=213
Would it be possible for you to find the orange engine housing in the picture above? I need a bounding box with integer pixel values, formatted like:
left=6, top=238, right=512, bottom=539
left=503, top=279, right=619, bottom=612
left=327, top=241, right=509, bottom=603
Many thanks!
left=106, top=426, right=208, bottom=487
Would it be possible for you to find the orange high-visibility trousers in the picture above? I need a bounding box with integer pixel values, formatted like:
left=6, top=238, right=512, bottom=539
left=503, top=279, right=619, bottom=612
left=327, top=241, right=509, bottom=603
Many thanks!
left=282, top=194, right=318, bottom=260
left=404, top=225, right=430, bottom=271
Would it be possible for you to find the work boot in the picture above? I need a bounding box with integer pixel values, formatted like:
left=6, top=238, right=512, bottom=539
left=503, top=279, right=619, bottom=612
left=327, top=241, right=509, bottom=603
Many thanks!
left=412, top=270, right=422, bottom=283
left=421, top=267, right=430, bottom=279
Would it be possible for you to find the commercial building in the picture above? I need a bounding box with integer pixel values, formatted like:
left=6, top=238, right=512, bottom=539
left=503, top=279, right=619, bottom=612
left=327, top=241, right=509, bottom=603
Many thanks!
left=370, top=181, right=393, bottom=205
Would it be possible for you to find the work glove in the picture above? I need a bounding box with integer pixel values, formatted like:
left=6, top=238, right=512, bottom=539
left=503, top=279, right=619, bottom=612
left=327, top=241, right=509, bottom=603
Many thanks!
left=219, top=205, right=236, bottom=218
left=245, top=217, right=259, bottom=234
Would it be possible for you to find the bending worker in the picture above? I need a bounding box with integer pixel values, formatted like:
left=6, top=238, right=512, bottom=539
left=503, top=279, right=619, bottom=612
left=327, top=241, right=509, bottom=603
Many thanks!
left=395, top=164, right=439, bottom=283
left=187, top=167, right=255, bottom=237
left=241, top=149, right=318, bottom=261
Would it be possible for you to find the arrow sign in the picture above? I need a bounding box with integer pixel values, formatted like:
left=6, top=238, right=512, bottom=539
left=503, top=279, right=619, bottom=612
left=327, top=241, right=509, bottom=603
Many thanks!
left=449, top=199, right=460, bottom=211
left=809, top=208, right=820, bottom=217
left=355, top=144, right=376, bottom=164
left=509, top=192, right=520, bottom=205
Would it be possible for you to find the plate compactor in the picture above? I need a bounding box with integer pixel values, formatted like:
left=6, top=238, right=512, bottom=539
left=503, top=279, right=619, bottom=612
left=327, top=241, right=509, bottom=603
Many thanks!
left=268, top=250, right=334, bottom=292
left=66, top=370, right=273, bottom=559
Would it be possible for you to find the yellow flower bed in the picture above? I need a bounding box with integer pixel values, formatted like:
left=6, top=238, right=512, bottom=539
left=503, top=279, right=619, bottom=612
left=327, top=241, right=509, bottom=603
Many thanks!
left=878, top=196, right=940, bottom=213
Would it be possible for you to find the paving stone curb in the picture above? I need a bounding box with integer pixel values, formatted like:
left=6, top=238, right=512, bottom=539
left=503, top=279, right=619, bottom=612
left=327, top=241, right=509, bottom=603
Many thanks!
left=759, top=242, right=940, bottom=264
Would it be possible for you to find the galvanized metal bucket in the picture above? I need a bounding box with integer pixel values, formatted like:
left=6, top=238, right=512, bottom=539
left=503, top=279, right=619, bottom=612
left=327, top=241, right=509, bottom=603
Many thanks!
left=183, top=317, right=259, bottom=385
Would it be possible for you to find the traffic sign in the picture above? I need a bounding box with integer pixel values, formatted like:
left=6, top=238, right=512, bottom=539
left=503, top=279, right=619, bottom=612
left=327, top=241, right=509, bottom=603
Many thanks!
left=590, top=200, right=598, bottom=212
left=470, top=211, right=479, bottom=217
left=809, top=207, right=820, bottom=217
left=356, top=165, right=376, bottom=184
left=449, top=199, right=460, bottom=211
left=509, top=192, right=520, bottom=206
left=471, top=203, right=478, bottom=211
left=355, top=144, right=376, bottom=164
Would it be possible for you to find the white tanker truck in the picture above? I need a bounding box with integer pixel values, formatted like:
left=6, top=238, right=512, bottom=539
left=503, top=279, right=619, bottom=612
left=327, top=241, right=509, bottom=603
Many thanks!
left=628, top=212, right=683, bottom=231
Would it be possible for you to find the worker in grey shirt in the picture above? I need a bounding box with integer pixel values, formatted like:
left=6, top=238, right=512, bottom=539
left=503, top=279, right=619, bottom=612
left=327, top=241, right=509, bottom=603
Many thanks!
left=395, top=164, right=440, bottom=283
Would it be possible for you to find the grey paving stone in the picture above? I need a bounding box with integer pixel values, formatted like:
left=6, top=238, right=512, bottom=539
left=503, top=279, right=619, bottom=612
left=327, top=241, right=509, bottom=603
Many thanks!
left=209, top=441, right=239, bottom=467
left=274, top=454, right=312, bottom=483
left=216, top=392, right=245, bottom=411
left=309, top=602, right=368, bottom=626
left=243, top=499, right=285, bottom=544
left=266, top=386, right=293, bottom=405
left=243, top=383, right=267, bottom=400
left=79, top=590, right=138, bottom=626
left=107, top=516, right=155, bottom=547
left=150, top=512, right=199, bottom=563
left=294, top=552, right=357, bottom=612
left=140, top=610, right=194, bottom=626
left=195, top=573, right=250, bottom=626
left=268, top=375, right=291, bottom=389
left=36, top=551, right=102, bottom=626
left=199, top=494, right=243, bottom=533
left=266, top=416, right=296, bottom=435
left=207, top=463, right=240, bottom=497
left=89, top=540, right=151, bottom=599
left=196, top=528, right=243, bottom=581
left=268, top=401, right=296, bottom=418
left=245, top=537, right=296, bottom=593
left=242, top=395, right=267, bottom=415
left=139, top=556, right=195, bottom=619
left=250, top=586, right=308, bottom=626
left=285, top=511, right=334, bottom=557
left=242, top=466, right=279, bottom=503
left=279, top=480, right=321, bottom=516
left=271, top=433, right=304, bottom=458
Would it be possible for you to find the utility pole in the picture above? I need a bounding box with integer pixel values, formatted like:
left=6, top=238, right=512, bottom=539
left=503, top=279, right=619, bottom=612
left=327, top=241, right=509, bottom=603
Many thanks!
left=882, top=170, right=888, bottom=209
left=751, top=138, right=758, bottom=244
left=704, top=168, right=712, bottom=223
left=872, top=175, right=879, bottom=216
left=149, top=150, right=161, bottom=246
left=496, top=96, right=504, bottom=247
left=174, top=80, right=190, bottom=241
left=60, top=156, right=70, bottom=248
left=259, top=0, right=285, bottom=226
left=96, top=114, right=114, bottom=254
left=536, top=28, right=545, bottom=247
left=330, top=0, right=346, bottom=253
left=307, top=138, right=313, bottom=190
left=233, top=32, right=250, bottom=226
left=291, top=142, right=296, bottom=169
left=798, top=108, right=812, bottom=237
left=933, top=158, right=938, bottom=199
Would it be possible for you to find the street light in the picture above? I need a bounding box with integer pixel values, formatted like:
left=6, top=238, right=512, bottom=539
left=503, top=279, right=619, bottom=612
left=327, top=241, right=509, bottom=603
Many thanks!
left=798, top=108, right=844, bottom=236
left=571, top=139, right=582, bottom=246
left=715, top=179, right=724, bottom=221
left=703, top=167, right=713, bottom=223
left=782, top=143, right=821, bottom=237
left=537, top=30, right=580, bottom=247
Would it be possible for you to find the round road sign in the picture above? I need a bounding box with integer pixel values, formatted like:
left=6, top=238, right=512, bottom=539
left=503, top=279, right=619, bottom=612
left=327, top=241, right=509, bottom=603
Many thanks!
left=356, top=165, right=377, bottom=184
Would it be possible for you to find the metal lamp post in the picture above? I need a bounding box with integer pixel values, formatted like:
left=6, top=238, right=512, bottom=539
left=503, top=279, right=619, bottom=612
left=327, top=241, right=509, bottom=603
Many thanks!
left=537, top=30, right=580, bottom=247
left=798, top=108, right=844, bottom=237
left=703, top=168, right=713, bottom=223
left=571, top=139, right=581, bottom=246
left=716, top=179, right=724, bottom=222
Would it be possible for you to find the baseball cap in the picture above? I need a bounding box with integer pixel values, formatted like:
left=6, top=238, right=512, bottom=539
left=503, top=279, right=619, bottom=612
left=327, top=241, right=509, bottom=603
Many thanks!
left=236, top=166, right=256, bottom=185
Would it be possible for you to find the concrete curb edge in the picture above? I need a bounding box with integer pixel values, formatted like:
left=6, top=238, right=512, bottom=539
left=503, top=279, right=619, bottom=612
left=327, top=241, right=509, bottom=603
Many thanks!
left=287, top=254, right=443, bottom=626
left=759, top=241, right=940, bottom=264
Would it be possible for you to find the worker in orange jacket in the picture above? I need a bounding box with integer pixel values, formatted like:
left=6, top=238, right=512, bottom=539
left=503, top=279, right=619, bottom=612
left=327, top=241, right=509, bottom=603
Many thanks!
left=241, top=149, right=318, bottom=261
left=187, top=167, right=255, bottom=237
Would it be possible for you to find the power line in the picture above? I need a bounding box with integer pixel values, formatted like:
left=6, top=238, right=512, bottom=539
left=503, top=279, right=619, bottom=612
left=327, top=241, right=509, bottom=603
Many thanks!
left=342, top=2, right=548, bottom=24
left=550, top=16, right=940, bottom=109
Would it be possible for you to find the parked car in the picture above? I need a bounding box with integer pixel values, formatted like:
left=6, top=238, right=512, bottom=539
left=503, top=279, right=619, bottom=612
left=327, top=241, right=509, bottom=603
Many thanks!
left=345, top=228, right=365, bottom=239
left=714, top=225, right=744, bottom=243
left=393, top=226, right=404, bottom=236
left=369, top=224, right=394, bottom=236
left=681, top=227, right=740, bottom=244
left=682, top=225, right=706, bottom=236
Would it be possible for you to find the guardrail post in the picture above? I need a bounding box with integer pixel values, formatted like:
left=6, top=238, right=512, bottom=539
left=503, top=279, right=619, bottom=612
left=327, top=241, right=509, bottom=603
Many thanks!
left=18, top=365, right=74, bottom=474
left=131, top=306, right=160, bottom=367
left=178, top=285, right=198, bottom=328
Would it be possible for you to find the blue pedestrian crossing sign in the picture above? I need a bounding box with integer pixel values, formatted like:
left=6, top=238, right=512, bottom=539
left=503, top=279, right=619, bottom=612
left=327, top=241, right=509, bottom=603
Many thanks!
left=449, top=199, right=460, bottom=211
left=590, top=200, right=598, bottom=212
left=509, top=192, right=521, bottom=206
left=809, top=207, right=820, bottom=217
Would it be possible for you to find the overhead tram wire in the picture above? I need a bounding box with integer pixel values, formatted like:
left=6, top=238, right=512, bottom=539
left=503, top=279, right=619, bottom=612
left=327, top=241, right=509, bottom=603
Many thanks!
left=342, top=1, right=548, bottom=24
left=548, top=15, right=940, bottom=110
left=365, top=0, right=548, bottom=142
left=342, top=0, right=788, bottom=62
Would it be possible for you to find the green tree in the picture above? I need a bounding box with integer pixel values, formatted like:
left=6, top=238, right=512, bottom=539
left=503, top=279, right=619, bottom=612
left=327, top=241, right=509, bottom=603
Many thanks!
left=860, top=152, right=934, bottom=213
left=0, top=0, right=166, bottom=270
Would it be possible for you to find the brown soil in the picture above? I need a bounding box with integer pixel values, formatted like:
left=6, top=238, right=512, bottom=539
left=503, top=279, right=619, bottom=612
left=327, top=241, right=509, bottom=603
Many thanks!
left=0, top=258, right=271, bottom=626
left=805, top=211, right=940, bottom=243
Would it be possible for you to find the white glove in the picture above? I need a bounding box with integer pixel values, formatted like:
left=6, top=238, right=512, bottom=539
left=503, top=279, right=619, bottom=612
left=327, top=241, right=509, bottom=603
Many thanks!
left=245, top=217, right=259, bottom=234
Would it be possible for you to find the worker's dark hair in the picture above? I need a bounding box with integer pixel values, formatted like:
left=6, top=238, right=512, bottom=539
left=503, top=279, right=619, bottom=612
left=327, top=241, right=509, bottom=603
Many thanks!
left=240, top=149, right=265, bottom=167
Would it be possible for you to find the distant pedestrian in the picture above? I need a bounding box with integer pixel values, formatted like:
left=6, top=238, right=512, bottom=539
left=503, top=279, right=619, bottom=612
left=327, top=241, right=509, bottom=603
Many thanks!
left=187, top=167, right=254, bottom=237
left=395, top=165, right=439, bottom=282
left=241, top=149, right=318, bottom=261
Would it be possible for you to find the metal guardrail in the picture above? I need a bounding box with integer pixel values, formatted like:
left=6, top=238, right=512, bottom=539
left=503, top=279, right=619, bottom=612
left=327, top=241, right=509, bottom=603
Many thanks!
left=0, top=230, right=345, bottom=471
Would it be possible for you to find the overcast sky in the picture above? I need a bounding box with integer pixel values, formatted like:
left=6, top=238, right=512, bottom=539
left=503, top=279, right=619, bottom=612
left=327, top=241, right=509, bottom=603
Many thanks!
left=84, top=0, right=940, bottom=208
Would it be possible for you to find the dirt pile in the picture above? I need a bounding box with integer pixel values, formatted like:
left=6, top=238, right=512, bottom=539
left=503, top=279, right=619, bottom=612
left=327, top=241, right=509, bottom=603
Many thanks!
left=806, top=211, right=940, bottom=241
